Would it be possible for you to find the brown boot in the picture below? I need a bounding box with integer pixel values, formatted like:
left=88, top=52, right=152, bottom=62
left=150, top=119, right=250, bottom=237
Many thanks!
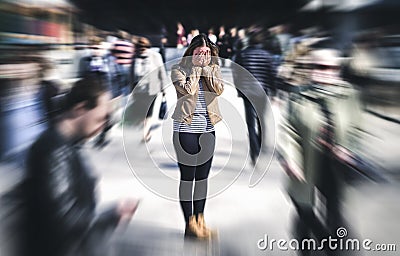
left=197, top=213, right=214, bottom=237
left=185, top=215, right=209, bottom=239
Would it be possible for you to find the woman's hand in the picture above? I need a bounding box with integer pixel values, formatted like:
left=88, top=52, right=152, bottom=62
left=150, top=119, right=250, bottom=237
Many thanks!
left=192, top=48, right=211, bottom=67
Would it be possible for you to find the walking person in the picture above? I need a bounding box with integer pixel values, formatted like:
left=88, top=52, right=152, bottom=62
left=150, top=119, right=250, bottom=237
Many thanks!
left=232, top=26, right=275, bottom=166
left=110, top=31, right=134, bottom=98
left=93, top=36, right=134, bottom=149
left=130, top=36, right=168, bottom=142
left=170, top=34, right=224, bottom=239
left=78, top=37, right=122, bottom=149
left=227, top=27, right=238, bottom=60
left=2, top=72, right=139, bottom=256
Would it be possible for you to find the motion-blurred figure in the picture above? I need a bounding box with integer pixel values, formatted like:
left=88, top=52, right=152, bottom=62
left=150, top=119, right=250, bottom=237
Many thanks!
left=78, top=37, right=108, bottom=77
left=2, top=72, right=139, bottom=256
left=110, top=31, right=134, bottom=98
left=129, top=37, right=168, bottom=142
left=187, top=29, right=200, bottom=45
left=234, top=28, right=249, bottom=52
left=227, top=27, right=238, bottom=61
left=272, top=24, right=293, bottom=58
left=85, top=36, right=131, bottom=149
left=159, top=25, right=169, bottom=63
left=37, top=59, right=64, bottom=127
left=207, top=27, right=217, bottom=44
left=278, top=38, right=362, bottom=255
left=176, top=22, right=187, bottom=48
left=232, top=26, right=275, bottom=166
left=263, top=30, right=283, bottom=99
left=217, top=25, right=230, bottom=67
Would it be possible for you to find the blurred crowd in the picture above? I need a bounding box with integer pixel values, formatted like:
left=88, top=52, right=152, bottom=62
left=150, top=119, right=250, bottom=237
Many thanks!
left=0, top=28, right=168, bottom=256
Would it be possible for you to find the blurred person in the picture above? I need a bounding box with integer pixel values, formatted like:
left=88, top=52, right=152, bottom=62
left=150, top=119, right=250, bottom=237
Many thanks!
left=176, top=22, right=187, bottom=48
left=130, top=36, right=168, bottom=142
left=263, top=30, right=283, bottom=99
left=207, top=27, right=217, bottom=44
left=37, top=59, right=64, bottom=126
left=159, top=36, right=168, bottom=64
left=170, top=34, right=223, bottom=239
left=2, top=72, right=139, bottom=256
left=282, top=40, right=362, bottom=255
left=187, top=29, right=200, bottom=45
left=232, top=26, right=274, bottom=166
left=159, top=25, right=169, bottom=64
left=218, top=25, right=226, bottom=38
left=272, top=24, right=293, bottom=57
left=78, top=37, right=120, bottom=99
left=217, top=25, right=230, bottom=67
left=110, top=30, right=134, bottom=96
left=38, top=78, right=60, bottom=124
left=276, top=36, right=314, bottom=88
left=226, top=26, right=238, bottom=61
left=107, top=32, right=134, bottom=110
left=84, top=36, right=132, bottom=149
left=234, top=28, right=249, bottom=52
left=78, top=37, right=109, bottom=77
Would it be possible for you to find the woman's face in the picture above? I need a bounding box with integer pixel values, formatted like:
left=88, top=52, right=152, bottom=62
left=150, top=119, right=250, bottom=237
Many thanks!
left=192, top=45, right=211, bottom=67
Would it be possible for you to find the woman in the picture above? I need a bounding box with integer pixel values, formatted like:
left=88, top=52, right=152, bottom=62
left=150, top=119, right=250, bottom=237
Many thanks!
left=171, top=34, right=224, bottom=239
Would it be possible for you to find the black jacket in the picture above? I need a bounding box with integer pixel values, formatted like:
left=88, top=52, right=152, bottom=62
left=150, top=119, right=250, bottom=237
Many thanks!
left=232, top=44, right=274, bottom=97
left=6, top=127, right=120, bottom=256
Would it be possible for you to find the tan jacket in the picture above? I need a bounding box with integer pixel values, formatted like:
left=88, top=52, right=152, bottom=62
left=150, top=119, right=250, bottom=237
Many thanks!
left=171, top=63, right=224, bottom=125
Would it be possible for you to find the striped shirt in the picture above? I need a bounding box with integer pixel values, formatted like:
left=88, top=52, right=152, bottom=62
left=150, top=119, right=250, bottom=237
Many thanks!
left=173, top=80, right=215, bottom=133
left=112, top=39, right=134, bottom=65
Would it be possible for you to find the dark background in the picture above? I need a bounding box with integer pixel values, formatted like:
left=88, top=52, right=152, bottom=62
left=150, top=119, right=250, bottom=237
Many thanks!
left=70, top=0, right=310, bottom=45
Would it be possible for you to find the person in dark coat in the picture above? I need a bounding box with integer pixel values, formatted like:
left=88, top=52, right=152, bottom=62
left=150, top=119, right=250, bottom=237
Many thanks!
left=232, top=26, right=275, bottom=166
left=2, top=72, right=139, bottom=256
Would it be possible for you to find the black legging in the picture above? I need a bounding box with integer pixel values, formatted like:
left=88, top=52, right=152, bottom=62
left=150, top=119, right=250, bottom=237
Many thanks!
left=173, top=131, right=215, bottom=224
